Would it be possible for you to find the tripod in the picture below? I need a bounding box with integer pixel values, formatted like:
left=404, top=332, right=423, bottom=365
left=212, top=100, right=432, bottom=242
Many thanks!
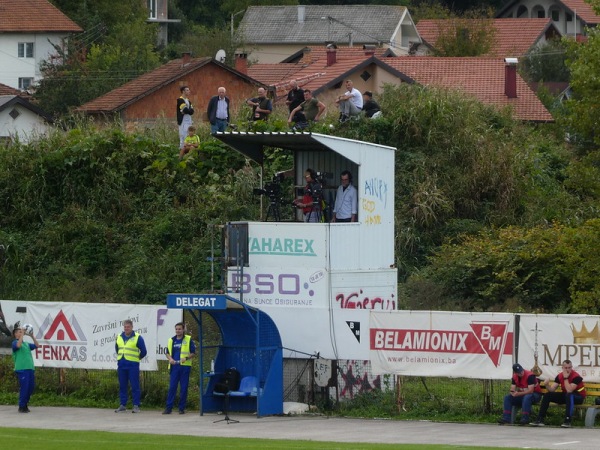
left=265, top=198, right=281, bottom=221
left=306, top=200, right=322, bottom=223
left=213, top=393, right=239, bottom=424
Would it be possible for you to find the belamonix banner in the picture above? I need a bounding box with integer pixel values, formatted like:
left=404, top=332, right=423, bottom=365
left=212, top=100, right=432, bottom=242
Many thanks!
left=370, top=311, right=514, bottom=379
left=0, top=300, right=181, bottom=370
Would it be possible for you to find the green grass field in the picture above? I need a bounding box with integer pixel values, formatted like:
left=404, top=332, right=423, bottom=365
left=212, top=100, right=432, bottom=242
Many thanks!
left=0, top=428, right=536, bottom=450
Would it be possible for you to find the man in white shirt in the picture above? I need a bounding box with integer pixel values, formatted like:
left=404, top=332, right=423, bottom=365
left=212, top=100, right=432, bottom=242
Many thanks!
left=332, top=170, right=358, bottom=222
left=335, top=80, right=363, bottom=123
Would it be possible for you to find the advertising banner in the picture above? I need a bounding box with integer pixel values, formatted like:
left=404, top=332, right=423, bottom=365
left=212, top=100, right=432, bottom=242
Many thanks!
left=228, top=267, right=329, bottom=309
left=0, top=300, right=181, bottom=370
left=370, top=311, right=514, bottom=379
left=247, top=222, right=327, bottom=267
left=518, top=314, right=600, bottom=383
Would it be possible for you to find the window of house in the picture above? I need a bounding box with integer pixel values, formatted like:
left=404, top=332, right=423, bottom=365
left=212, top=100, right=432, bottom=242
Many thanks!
left=551, top=10, right=560, bottom=21
left=566, top=13, right=573, bottom=22
left=18, top=42, right=34, bottom=58
left=19, top=77, right=34, bottom=90
left=147, top=0, right=157, bottom=19
left=537, top=11, right=545, bottom=18
left=9, top=108, right=21, bottom=120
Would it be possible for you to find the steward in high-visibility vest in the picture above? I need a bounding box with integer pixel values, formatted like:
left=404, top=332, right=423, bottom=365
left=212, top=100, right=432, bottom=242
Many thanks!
left=163, top=323, right=196, bottom=414
left=167, top=335, right=193, bottom=369
left=114, top=321, right=147, bottom=413
left=117, top=333, right=141, bottom=362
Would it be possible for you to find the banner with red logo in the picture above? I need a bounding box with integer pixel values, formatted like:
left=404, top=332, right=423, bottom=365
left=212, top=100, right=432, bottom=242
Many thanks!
left=0, top=300, right=181, bottom=370
left=370, top=311, right=514, bottom=378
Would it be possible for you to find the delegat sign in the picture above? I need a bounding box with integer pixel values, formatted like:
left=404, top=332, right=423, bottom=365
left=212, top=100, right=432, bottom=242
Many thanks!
left=166, top=293, right=227, bottom=310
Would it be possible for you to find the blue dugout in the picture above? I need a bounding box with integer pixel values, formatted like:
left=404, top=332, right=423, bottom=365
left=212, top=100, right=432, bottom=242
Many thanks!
left=166, top=293, right=283, bottom=417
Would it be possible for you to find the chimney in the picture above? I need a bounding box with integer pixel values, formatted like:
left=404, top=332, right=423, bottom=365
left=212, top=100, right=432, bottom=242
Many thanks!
left=181, top=52, right=192, bottom=66
left=298, top=5, right=305, bottom=24
left=504, top=57, right=518, bottom=99
left=363, top=44, right=376, bottom=56
left=326, top=44, right=337, bottom=66
left=235, top=52, right=248, bottom=74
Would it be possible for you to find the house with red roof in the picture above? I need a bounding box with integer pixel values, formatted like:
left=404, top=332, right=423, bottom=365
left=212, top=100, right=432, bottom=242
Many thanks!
left=416, top=18, right=562, bottom=57
left=244, top=46, right=553, bottom=123
left=496, top=0, right=599, bottom=37
left=77, top=54, right=263, bottom=126
left=0, top=0, right=82, bottom=91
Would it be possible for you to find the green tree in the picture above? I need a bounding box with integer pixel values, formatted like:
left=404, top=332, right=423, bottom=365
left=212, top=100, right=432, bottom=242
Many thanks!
left=432, top=13, right=496, bottom=56
left=35, top=19, right=160, bottom=118
left=403, top=220, right=600, bottom=314
left=562, top=26, right=600, bottom=150
left=520, top=39, right=570, bottom=83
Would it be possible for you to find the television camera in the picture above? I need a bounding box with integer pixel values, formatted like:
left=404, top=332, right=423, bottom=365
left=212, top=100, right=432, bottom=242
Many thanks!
left=253, top=172, right=288, bottom=221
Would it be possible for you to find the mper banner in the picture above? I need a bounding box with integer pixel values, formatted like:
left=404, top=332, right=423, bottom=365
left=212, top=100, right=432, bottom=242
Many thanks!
left=0, top=300, right=181, bottom=370
left=370, top=311, right=514, bottom=379
left=517, top=314, right=600, bottom=383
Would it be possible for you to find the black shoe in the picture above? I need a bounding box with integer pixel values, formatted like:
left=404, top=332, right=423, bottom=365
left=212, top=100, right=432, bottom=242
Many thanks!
left=18, top=407, right=28, bottom=413
left=530, top=420, right=544, bottom=427
left=178, top=409, right=185, bottom=415
left=24, top=405, right=30, bottom=413
left=339, top=114, right=349, bottom=123
left=561, top=421, right=572, bottom=428
left=497, top=417, right=510, bottom=425
left=162, top=408, right=172, bottom=415
left=519, top=417, right=530, bottom=425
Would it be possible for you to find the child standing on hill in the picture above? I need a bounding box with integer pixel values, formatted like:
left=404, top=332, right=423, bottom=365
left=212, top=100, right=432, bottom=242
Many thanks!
left=180, top=126, right=200, bottom=159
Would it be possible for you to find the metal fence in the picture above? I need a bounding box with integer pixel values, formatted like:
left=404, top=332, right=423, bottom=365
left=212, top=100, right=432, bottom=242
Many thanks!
left=1, top=354, right=507, bottom=417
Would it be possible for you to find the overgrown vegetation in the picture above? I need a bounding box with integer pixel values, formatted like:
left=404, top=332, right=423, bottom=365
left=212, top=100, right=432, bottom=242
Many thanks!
left=3, top=80, right=600, bottom=312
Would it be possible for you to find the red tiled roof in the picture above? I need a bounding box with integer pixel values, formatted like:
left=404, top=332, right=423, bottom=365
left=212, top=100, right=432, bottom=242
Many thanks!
left=383, top=57, right=553, bottom=122
left=248, top=46, right=552, bottom=122
left=249, top=46, right=388, bottom=99
left=78, top=57, right=216, bottom=113
left=561, top=0, right=600, bottom=24
left=0, top=0, right=82, bottom=32
left=416, top=18, right=559, bottom=58
left=0, top=82, right=22, bottom=96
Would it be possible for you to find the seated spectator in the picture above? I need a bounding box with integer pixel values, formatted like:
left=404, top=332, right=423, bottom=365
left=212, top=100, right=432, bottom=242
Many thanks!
left=180, top=125, right=200, bottom=159
left=335, top=80, right=363, bottom=123
left=363, top=91, right=381, bottom=118
left=288, top=90, right=326, bottom=130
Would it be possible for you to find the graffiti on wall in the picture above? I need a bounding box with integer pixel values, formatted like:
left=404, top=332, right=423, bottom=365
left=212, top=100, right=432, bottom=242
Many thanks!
left=335, top=290, right=396, bottom=310
left=338, top=359, right=381, bottom=399
left=362, top=177, right=389, bottom=226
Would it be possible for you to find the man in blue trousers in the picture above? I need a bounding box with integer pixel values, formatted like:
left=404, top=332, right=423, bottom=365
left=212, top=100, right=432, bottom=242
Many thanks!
left=114, top=319, right=147, bottom=413
left=163, top=322, right=196, bottom=415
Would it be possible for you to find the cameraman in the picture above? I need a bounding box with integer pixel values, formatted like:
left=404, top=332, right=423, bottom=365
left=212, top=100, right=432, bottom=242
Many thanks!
left=294, top=168, right=322, bottom=222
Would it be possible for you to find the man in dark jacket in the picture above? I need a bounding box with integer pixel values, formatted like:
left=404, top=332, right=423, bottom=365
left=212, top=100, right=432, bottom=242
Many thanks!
left=207, top=87, right=230, bottom=133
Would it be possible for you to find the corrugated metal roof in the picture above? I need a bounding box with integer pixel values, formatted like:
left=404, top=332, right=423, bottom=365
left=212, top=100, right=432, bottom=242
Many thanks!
left=239, top=5, right=407, bottom=45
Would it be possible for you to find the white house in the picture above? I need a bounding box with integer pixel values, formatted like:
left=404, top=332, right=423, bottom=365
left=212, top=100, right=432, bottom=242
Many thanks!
left=0, top=0, right=82, bottom=90
left=0, top=94, right=52, bottom=143
left=496, top=0, right=600, bottom=37
left=237, top=4, right=421, bottom=63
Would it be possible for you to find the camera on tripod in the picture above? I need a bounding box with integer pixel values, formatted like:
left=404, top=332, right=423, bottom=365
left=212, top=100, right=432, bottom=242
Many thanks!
left=253, top=172, right=286, bottom=203
left=314, top=171, right=333, bottom=185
